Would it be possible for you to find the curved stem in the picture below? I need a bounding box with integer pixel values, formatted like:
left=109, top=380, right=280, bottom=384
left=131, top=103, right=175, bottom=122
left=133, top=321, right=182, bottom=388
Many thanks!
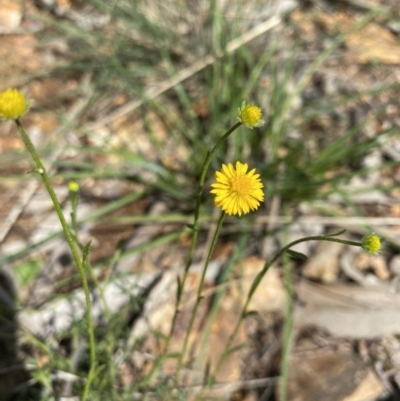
left=137, top=122, right=242, bottom=386
left=15, top=119, right=96, bottom=400
left=211, top=234, right=362, bottom=381
left=177, top=211, right=225, bottom=376
left=162, top=123, right=241, bottom=350
left=197, top=122, right=242, bottom=199
left=181, top=121, right=242, bottom=288
left=184, top=122, right=241, bottom=277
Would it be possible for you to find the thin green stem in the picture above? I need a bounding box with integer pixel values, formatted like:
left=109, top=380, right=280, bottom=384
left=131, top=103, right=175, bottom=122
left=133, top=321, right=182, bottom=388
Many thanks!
left=178, top=121, right=241, bottom=298
left=211, top=234, right=362, bottom=382
left=196, top=234, right=246, bottom=375
left=142, top=122, right=242, bottom=384
left=15, top=119, right=96, bottom=401
left=177, top=211, right=226, bottom=376
left=197, top=122, right=242, bottom=193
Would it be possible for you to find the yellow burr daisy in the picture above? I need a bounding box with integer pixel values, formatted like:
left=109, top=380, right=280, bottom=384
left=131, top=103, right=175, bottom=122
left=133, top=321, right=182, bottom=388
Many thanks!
left=211, top=161, right=264, bottom=216
left=0, top=88, right=29, bottom=120
left=238, top=101, right=265, bottom=128
left=68, top=181, right=80, bottom=192
left=362, top=233, right=382, bottom=255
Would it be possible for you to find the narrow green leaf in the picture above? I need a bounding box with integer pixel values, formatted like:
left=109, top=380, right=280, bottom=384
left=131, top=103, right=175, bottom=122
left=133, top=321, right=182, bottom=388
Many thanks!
left=166, top=352, right=181, bottom=359
left=325, top=229, right=346, bottom=237
left=227, top=343, right=247, bottom=356
left=176, top=275, right=182, bottom=300
left=82, top=240, right=92, bottom=269
left=249, top=271, right=264, bottom=298
left=286, top=249, right=308, bottom=261
left=203, top=359, right=211, bottom=386
left=244, top=310, right=258, bottom=318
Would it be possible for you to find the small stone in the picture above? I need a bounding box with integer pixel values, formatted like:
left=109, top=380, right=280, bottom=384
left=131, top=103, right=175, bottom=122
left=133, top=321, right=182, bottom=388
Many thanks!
left=302, top=241, right=344, bottom=283
left=370, top=255, right=390, bottom=281
left=353, top=252, right=370, bottom=271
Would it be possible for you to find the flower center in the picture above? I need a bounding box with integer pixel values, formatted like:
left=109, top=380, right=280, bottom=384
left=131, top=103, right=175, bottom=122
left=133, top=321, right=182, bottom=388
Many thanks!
left=230, top=175, right=252, bottom=195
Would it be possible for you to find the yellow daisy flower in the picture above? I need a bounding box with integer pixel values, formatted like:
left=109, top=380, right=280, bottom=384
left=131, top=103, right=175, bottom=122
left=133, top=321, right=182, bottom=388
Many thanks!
left=238, top=101, right=265, bottom=129
left=0, top=88, right=29, bottom=120
left=211, top=161, right=264, bottom=216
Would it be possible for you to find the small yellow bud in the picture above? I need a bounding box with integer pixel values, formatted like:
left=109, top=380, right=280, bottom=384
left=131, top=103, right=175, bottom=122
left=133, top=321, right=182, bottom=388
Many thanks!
left=362, top=233, right=382, bottom=255
left=238, top=101, right=265, bottom=129
left=0, top=88, right=29, bottom=120
left=68, top=181, right=79, bottom=192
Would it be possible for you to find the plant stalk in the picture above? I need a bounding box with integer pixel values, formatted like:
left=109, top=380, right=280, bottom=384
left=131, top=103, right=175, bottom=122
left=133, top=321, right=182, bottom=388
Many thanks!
left=15, top=119, right=96, bottom=400
left=211, top=234, right=362, bottom=382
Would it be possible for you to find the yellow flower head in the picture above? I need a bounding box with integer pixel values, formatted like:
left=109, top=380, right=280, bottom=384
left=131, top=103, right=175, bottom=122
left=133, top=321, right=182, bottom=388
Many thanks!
left=0, top=88, right=29, bottom=120
left=238, top=101, right=265, bottom=129
left=362, top=233, right=382, bottom=255
left=68, top=181, right=80, bottom=192
left=210, top=161, right=264, bottom=216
